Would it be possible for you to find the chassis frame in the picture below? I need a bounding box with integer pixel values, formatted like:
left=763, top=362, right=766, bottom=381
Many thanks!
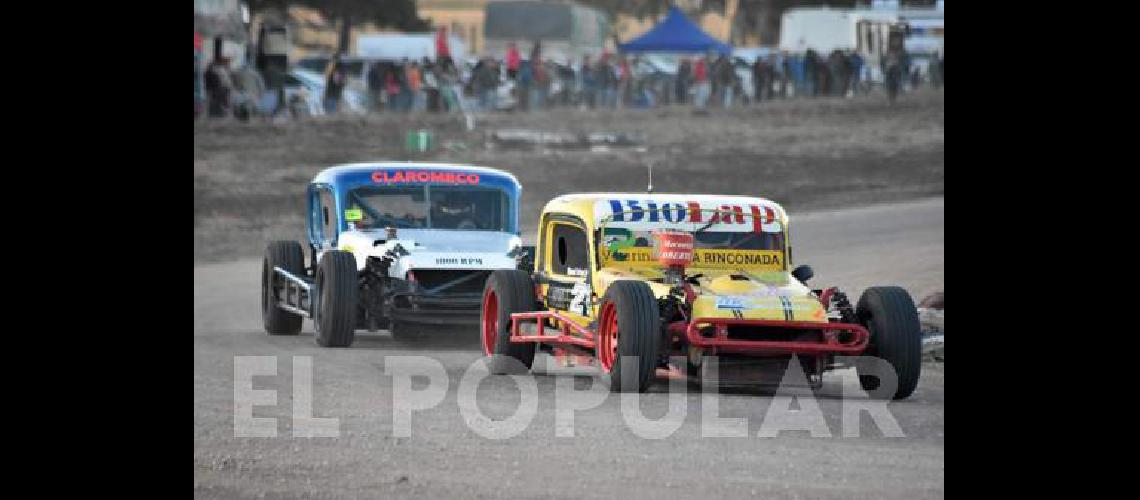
left=505, top=286, right=870, bottom=365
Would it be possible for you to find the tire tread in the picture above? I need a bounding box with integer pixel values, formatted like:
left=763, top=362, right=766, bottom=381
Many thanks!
left=263, top=241, right=304, bottom=335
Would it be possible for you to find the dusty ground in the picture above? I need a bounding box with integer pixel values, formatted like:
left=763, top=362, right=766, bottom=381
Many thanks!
left=194, top=198, right=944, bottom=499
left=194, top=90, right=943, bottom=498
left=194, top=89, right=943, bottom=262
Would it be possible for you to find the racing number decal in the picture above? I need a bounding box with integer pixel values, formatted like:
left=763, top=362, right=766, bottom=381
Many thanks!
left=568, top=282, right=591, bottom=316
left=546, top=281, right=590, bottom=316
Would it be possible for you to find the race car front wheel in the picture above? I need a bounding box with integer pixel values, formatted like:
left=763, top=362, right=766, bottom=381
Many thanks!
left=855, top=286, right=922, bottom=400
left=313, top=251, right=359, bottom=348
left=482, top=270, right=537, bottom=374
left=598, top=280, right=661, bottom=393
left=262, top=240, right=305, bottom=335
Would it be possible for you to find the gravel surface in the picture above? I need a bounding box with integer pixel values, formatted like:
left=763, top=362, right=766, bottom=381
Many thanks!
left=194, top=198, right=944, bottom=499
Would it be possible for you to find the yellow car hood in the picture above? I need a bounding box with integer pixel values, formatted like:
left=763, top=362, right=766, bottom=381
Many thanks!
left=596, top=268, right=828, bottom=323
left=692, top=273, right=827, bottom=322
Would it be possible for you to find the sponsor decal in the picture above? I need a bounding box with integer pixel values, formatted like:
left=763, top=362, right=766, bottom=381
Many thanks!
left=601, top=247, right=783, bottom=270
left=602, top=199, right=782, bottom=233
left=434, top=257, right=485, bottom=266
left=372, top=170, right=481, bottom=185
left=716, top=296, right=747, bottom=310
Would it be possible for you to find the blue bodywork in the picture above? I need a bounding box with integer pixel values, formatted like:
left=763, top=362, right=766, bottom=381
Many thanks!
left=306, top=163, right=522, bottom=249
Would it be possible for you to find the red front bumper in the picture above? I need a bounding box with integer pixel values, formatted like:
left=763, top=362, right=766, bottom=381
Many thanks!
left=676, top=318, right=870, bottom=355
left=508, top=310, right=870, bottom=357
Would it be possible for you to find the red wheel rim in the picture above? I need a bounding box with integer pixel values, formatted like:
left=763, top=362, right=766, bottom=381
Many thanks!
left=598, top=302, right=619, bottom=373
left=481, top=289, right=498, bottom=356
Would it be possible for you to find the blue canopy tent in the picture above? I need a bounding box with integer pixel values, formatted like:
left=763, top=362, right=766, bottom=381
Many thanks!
left=618, top=6, right=732, bottom=54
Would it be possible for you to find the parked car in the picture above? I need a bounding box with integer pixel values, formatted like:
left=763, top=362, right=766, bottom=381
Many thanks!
left=283, top=69, right=367, bottom=116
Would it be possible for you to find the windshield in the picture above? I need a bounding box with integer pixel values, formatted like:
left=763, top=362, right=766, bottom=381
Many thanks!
left=346, top=185, right=513, bottom=232
left=598, top=208, right=787, bottom=271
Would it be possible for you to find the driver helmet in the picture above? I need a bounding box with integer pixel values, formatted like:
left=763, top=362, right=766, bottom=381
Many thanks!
left=434, top=192, right=474, bottom=218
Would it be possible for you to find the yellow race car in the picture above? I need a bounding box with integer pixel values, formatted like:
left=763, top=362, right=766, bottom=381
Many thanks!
left=480, top=193, right=922, bottom=399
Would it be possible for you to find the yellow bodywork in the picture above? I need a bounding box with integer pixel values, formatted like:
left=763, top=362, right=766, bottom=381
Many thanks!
left=534, top=194, right=828, bottom=328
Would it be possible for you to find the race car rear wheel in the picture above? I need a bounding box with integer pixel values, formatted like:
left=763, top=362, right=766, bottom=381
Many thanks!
left=262, top=240, right=305, bottom=335
left=598, top=280, right=661, bottom=393
left=314, top=251, right=359, bottom=348
left=855, top=286, right=922, bottom=400
left=482, top=270, right=537, bottom=374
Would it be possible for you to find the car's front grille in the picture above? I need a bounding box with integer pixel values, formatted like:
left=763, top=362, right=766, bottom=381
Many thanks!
left=413, top=270, right=491, bottom=295
left=725, top=325, right=823, bottom=343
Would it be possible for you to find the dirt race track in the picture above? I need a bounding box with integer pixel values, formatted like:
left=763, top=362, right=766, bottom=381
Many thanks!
left=195, top=90, right=943, bottom=498
left=193, top=198, right=944, bottom=500
left=194, top=90, right=943, bottom=263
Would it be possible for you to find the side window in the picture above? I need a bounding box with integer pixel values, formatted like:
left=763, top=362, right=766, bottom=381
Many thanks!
left=548, top=223, right=588, bottom=277
left=318, top=188, right=336, bottom=244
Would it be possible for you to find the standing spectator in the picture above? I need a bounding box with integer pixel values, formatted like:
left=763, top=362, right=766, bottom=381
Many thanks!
left=788, top=52, right=804, bottom=97
left=517, top=59, right=533, bottom=111
left=848, top=51, right=864, bottom=96
left=438, top=60, right=462, bottom=112
left=882, top=47, right=905, bottom=103
left=558, top=58, right=575, bottom=106
left=435, top=26, right=452, bottom=68
left=828, top=50, right=847, bottom=97
left=676, top=58, right=692, bottom=104
left=693, top=56, right=710, bottom=108
left=422, top=59, right=441, bottom=112
left=804, top=49, right=819, bottom=97
left=406, top=61, right=424, bottom=112
left=714, top=54, right=735, bottom=107
left=506, top=42, right=521, bottom=80
left=522, top=40, right=543, bottom=110
left=530, top=39, right=543, bottom=65
left=195, top=34, right=204, bottom=118
left=774, top=51, right=788, bottom=98
left=366, top=62, right=385, bottom=112
left=618, top=56, right=632, bottom=108
left=395, top=58, right=412, bottom=112
left=938, top=51, right=944, bottom=86
left=231, top=58, right=265, bottom=121
left=323, top=53, right=347, bottom=114
left=476, top=58, right=500, bottom=110
left=752, top=56, right=767, bottom=104
left=929, top=49, right=942, bottom=88
left=204, top=39, right=233, bottom=118
left=384, top=68, right=401, bottom=113
left=579, top=55, right=595, bottom=108
left=533, top=60, right=551, bottom=110
left=597, top=54, right=618, bottom=108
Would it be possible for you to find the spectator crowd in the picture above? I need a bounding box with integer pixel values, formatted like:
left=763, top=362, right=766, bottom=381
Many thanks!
left=198, top=33, right=944, bottom=121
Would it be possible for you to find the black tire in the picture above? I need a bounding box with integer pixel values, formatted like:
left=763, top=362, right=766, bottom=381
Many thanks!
left=598, top=281, right=661, bottom=393
left=856, top=286, right=922, bottom=400
left=262, top=240, right=305, bottom=335
left=313, top=251, right=359, bottom=348
left=482, top=270, right=537, bottom=374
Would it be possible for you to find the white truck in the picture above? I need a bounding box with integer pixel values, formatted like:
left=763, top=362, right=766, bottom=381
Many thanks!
left=483, top=0, right=610, bottom=63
